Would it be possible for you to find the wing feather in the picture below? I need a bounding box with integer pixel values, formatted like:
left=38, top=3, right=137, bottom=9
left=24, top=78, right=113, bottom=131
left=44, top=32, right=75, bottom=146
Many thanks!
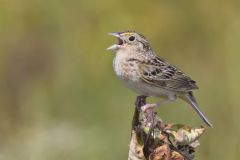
left=138, top=57, right=198, bottom=91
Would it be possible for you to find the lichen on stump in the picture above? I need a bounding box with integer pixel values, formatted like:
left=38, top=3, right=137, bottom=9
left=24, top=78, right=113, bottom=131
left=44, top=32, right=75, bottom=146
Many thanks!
left=128, top=96, right=205, bottom=160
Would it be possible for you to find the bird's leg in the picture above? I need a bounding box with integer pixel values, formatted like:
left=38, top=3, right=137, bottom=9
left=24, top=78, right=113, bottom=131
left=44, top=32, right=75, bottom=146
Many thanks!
left=132, top=95, right=147, bottom=131
left=135, top=95, right=147, bottom=110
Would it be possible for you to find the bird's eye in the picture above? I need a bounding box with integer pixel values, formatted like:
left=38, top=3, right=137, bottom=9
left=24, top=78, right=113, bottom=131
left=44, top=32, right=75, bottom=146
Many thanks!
left=129, top=36, right=135, bottom=41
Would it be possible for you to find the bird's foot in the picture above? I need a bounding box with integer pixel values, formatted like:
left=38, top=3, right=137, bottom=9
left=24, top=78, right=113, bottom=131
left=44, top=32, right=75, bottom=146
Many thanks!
left=141, top=103, right=157, bottom=112
left=135, top=95, right=147, bottom=111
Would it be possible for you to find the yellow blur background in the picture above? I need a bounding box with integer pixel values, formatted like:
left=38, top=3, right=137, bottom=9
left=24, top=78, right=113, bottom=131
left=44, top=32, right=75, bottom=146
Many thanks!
left=0, top=0, right=240, bottom=160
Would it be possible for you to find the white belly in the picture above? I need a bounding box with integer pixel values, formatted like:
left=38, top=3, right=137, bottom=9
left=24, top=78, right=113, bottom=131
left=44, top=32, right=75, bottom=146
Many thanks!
left=122, top=78, right=175, bottom=98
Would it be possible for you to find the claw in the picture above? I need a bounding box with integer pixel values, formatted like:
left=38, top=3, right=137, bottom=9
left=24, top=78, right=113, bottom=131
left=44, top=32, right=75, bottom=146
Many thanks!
left=141, top=103, right=157, bottom=112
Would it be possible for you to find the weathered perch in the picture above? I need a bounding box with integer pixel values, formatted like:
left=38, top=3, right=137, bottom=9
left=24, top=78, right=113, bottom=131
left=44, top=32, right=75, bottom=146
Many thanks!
left=128, top=96, right=205, bottom=160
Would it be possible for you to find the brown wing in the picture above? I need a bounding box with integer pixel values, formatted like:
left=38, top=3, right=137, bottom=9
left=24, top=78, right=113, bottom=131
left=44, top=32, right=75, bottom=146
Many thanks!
left=138, top=57, right=198, bottom=92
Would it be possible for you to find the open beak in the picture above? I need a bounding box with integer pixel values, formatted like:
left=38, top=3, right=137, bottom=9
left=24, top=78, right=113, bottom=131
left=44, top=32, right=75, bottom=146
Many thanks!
left=107, top=32, right=124, bottom=51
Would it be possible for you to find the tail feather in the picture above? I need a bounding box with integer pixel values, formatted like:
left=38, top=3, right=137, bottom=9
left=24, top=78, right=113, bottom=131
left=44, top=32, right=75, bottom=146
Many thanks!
left=179, top=92, right=213, bottom=128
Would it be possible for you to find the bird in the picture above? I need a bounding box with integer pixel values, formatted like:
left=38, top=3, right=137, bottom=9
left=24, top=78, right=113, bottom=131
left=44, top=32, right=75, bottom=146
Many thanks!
left=107, top=31, right=213, bottom=127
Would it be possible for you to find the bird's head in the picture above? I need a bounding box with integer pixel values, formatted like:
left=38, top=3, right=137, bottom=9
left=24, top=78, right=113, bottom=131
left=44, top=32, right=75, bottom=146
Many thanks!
left=107, top=31, right=151, bottom=53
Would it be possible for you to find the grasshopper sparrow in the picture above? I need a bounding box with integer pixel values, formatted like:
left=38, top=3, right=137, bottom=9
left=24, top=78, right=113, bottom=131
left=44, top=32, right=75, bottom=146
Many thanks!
left=107, top=31, right=213, bottom=127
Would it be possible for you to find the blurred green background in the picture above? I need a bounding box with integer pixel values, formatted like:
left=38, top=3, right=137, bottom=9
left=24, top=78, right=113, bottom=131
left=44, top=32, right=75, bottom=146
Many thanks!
left=0, top=0, right=240, bottom=159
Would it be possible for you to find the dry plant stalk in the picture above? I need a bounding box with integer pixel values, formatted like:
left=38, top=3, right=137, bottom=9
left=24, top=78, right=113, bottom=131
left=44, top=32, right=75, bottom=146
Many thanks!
left=128, top=96, right=205, bottom=160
